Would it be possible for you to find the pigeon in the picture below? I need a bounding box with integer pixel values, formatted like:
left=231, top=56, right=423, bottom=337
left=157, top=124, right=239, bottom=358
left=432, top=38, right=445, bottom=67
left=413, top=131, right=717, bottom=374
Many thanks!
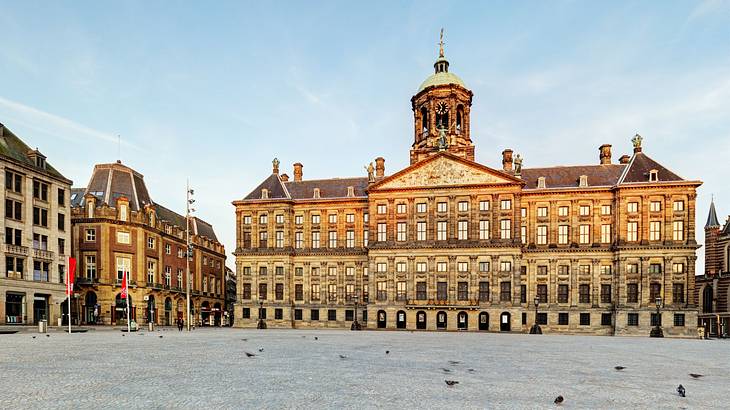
left=614, top=366, right=626, bottom=371
left=46, top=334, right=50, bottom=338
left=122, top=334, right=126, bottom=337
left=301, top=335, right=306, bottom=338
left=314, top=337, right=318, bottom=340
left=245, top=352, right=256, bottom=358
left=445, top=380, right=459, bottom=387
left=689, top=373, right=704, bottom=379
left=554, top=395, right=564, bottom=405
left=32, top=336, right=36, bottom=339
left=241, top=338, right=248, bottom=342
left=677, top=384, right=686, bottom=397
left=467, top=369, right=476, bottom=373
left=159, top=335, right=163, bottom=339
left=339, top=355, right=347, bottom=359
left=441, top=368, right=452, bottom=373
left=385, top=350, right=390, bottom=355
left=258, top=348, right=264, bottom=352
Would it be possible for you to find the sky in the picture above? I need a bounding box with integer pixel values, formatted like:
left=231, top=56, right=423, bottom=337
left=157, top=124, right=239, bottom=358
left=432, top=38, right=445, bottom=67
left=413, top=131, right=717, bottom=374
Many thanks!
left=1, top=1, right=729, bottom=272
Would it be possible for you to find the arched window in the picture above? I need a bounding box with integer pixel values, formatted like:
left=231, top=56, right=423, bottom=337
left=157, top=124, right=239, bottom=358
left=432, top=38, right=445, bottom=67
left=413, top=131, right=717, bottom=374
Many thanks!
left=420, top=107, right=429, bottom=136
left=702, top=286, right=713, bottom=313
left=456, top=105, right=464, bottom=133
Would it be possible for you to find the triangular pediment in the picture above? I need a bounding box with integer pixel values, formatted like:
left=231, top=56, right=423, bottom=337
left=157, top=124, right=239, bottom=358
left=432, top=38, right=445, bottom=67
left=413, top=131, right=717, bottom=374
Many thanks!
left=371, top=153, right=521, bottom=191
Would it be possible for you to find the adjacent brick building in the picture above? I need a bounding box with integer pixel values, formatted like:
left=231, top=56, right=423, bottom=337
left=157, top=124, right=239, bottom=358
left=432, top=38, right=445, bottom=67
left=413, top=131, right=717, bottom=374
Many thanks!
left=70, top=161, right=226, bottom=326
left=233, top=41, right=702, bottom=336
left=697, top=200, right=730, bottom=337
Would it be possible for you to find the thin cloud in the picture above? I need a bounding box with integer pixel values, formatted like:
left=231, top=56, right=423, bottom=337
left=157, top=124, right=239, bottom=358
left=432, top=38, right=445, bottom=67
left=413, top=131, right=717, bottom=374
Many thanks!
left=0, top=96, right=141, bottom=150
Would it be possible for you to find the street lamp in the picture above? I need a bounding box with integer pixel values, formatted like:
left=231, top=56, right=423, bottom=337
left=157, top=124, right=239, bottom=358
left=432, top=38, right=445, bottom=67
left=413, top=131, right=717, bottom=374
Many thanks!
left=257, top=300, right=267, bottom=329
left=185, top=181, right=195, bottom=331
left=530, top=296, right=543, bottom=334
left=351, top=295, right=361, bottom=331
left=650, top=297, right=664, bottom=338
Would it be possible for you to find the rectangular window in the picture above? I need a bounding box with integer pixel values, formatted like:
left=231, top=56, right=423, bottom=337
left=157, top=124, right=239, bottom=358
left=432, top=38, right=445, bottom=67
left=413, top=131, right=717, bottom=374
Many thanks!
left=275, top=214, right=284, bottom=224
left=275, top=231, right=284, bottom=248
left=85, top=255, right=96, bottom=279
left=436, top=261, right=447, bottom=272
left=416, top=221, right=427, bottom=241
left=396, top=203, right=406, bottom=214
left=275, top=283, right=284, bottom=300
left=416, top=281, right=427, bottom=300
left=377, top=262, right=387, bottom=273
left=345, top=284, right=355, bottom=301
left=558, top=206, right=569, bottom=217
left=242, top=284, right=251, bottom=300
left=537, top=313, right=547, bottom=325
left=673, top=283, right=685, bottom=304
left=600, top=265, right=612, bottom=275
left=580, top=313, right=590, bottom=326
left=627, top=222, right=638, bottom=242
left=479, top=282, right=489, bottom=301
left=673, top=221, right=684, bottom=241
left=537, top=265, right=548, bottom=275
left=579, top=284, right=590, bottom=303
left=458, top=201, right=469, bottom=212
left=116, top=231, right=130, bottom=244
left=328, top=213, right=337, bottom=224
left=500, top=199, right=512, bottom=210
left=558, top=312, right=569, bottom=325
left=673, top=201, right=685, bottom=212
left=32, top=180, right=49, bottom=201
left=601, top=224, right=611, bottom=244
left=627, top=283, right=639, bottom=303
left=601, top=313, right=612, bottom=326
left=328, top=266, right=337, bottom=277
left=295, top=231, right=303, bottom=249
left=311, top=231, right=320, bottom=248
left=648, top=263, right=662, bottom=274
left=416, top=202, right=427, bottom=213
left=558, top=225, right=569, bottom=245
left=311, top=214, right=320, bottom=224
left=601, top=284, right=612, bottom=303
left=627, top=202, right=638, bottom=213
left=416, top=262, right=427, bottom=273
left=147, top=260, right=156, bottom=284
left=649, top=221, right=661, bottom=241
left=328, top=284, right=337, bottom=301
left=536, top=284, right=548, bottom=303
left=377, top=204, right=387, bottom=214
left=558, top=284, right=569, bottom=303
left=650, top=201, right=661, bottom=212
left=674, top=313, right=685, bottom=327
left=363, top=230, right=369, bottom=247
left=396, top=262, right=407, bottom=273
left=259, top=266, right=267, bottom=276
left=479, top=220, right=490, bottom=240
left=457, top=282, right=468, bottom=300
left=327, top=310, right=337, bottom=321
left=500, top=260, right=512, bottom=272
left=579, top=225, right=590, bottom=244
left=479, top=261, right=490, bottom=273
left=627, top=313, right=639, bottom=326
left=310, top=309, right=319, bottom=321
left=601, top=204, right=611, bottom=215
left=579, top=205, right=591, bottom=216
left=294, top=215, right=303, bottom=225
left=436, top=282, right=448, bottom=301
left=457, top=221, right=468, bottom=240
left=377, top=281, right=387, bottom=301
left=5, top=199, right=22, bottom=221
left=500, top=282, right=511, bottom=302
left=437, top=202, right=448, bottom=213
left=537, top=207, right=548, bottom=218
left=457, top=262, right=468, bottom=272
left=258, top=283, right=268, bottom=300
left=651, top=313, right=662, bottom=327
left=5, top=170, right=22, bottom=193
left=536, top=225, right=547, bottom=245
left=500, top=219, right=511, bottom=239
left=479, top=200, right=490, bottom=211
left=311, top=284, right=320, bottom=301
left=328, top=231, right=337, bottom=248
left=259, top=214, right=268, bottom=224
left=396, top=281, right=407, bottom=301
left=649, top=283, right=661, bottom=301
left=32, top=207, right=48, bottom=227
left=346, top=230, right=355, bottom=248
left=377, top=223, right=387, bottom=242
left=397, top=222, right=407, bottom=241
left=437, top=221, right=447, bottom=241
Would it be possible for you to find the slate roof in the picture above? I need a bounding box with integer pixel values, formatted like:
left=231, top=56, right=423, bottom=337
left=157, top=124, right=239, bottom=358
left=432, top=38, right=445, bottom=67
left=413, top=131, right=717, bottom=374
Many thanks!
left=620, top=152, right=683, bottom=183
left=521, top=164, right=626, bottom=189
left=707, top=200, right=720, bottom=229
left=243, top=174, right=288, bottom=200
left=285, top=177, right=368, bottom=199
left=0, top=123, right=71, bottom=183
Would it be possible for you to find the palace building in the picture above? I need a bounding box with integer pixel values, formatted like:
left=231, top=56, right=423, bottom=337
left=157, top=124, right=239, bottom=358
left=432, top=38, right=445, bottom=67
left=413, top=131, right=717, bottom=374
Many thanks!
left=697, top=200, right=730, bottom=337
left=0, top=123, right=72, bottom=326
left=70, top=161, right=226, bottom=326
left=233, top=39, right=702, bottom=336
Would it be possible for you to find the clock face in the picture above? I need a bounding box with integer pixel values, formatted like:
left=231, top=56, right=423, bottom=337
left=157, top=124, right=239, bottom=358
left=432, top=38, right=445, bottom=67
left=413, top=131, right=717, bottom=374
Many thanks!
left=436, top=102, right=449, bottom=115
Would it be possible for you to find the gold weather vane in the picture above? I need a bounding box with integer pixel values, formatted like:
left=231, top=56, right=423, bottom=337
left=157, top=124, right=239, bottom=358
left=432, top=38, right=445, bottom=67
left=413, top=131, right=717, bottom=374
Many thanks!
left=439, top=28, right=445, bottom=57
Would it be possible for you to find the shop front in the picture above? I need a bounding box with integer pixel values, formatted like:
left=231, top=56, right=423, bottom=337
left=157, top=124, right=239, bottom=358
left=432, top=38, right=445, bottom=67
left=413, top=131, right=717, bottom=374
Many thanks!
left=5, top=293, right=26, bottom=324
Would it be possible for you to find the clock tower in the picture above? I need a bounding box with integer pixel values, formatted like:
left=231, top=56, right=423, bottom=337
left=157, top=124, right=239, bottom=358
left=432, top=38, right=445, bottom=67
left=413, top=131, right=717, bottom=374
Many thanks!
left=410, top=30, right=475, bottom=165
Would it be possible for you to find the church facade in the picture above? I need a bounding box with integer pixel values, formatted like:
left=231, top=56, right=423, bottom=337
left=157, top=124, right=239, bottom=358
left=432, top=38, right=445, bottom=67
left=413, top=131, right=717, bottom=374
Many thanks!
left=233, top=41, right=701, bottom=337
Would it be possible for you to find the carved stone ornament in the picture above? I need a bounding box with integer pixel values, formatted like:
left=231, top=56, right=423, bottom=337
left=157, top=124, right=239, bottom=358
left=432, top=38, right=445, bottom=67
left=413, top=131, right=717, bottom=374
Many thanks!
left=378, top=156, right=507, bottom=189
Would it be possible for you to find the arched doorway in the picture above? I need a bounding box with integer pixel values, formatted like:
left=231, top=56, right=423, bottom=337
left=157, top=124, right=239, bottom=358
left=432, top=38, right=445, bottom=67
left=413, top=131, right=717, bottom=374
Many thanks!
left=377, top=310, right=387, bottom=328
left=702, top=285, right=714, bottom=313
left=500, top=312, right=511, bottom=332
left=201, top=301, right=210, bottom=326
left=416, top=311, right=427, bottom=330
left=213, top=302, right=222, bottom=326
left=146, top=295, right=156, bottom=324
left=478, top=312, right=489, bottom=331
left=436, top=311, right=447, bottom=330
left=85, top=292, right=98, bottom=324
left=114, top=294, right=133, bottom=324
left=164, top=298, right=173, bottom=326
left=457, top=311, right=468, bottom=330
left=396, top=310, right=406, bottom=329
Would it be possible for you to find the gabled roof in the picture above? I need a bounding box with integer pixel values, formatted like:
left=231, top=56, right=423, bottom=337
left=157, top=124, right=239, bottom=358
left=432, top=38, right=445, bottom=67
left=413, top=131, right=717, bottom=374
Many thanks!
left=521, top=164, right=625, bottom=189
left=619, top=152, right=683, bottom=184
left=706, top=200, right=720, bottom=229
left=0, top=123, right=71, bottom=183
left=243, top=174, right=289, bottom=200
left=369, top=151, right=522, bottom=191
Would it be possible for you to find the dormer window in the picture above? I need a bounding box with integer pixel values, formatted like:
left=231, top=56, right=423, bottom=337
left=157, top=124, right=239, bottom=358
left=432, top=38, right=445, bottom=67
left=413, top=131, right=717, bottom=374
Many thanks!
left=649, top=169, right=658, bottom=182
left=347, top=186, right=354, bottom=197
left=261, top=189, right=269, bottom=199
left=313, top=188, right=320, bottom=199
left=87, top=202, right=94, bottom=218
left=579, top=175, right=588, bottom=187
left=119, top=203, right=128, bottom=222
left=27, top=149, right=47, bottom=169
left=537, top=176, right=546, bottom=189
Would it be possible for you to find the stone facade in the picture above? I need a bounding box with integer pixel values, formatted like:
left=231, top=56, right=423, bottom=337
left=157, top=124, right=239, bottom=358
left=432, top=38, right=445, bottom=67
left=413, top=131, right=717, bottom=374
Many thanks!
left=69, top=161, right=226, bottom=326
left=0, top=123, right=72, bottom=326
left=233, top=43, right=701, bottom=337
left=696, top=201, right=730, bottom=337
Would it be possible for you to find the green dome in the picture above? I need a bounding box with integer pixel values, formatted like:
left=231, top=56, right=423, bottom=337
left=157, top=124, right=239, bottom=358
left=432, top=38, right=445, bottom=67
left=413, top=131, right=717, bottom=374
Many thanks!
left=417, top=71, right=466, bottom=93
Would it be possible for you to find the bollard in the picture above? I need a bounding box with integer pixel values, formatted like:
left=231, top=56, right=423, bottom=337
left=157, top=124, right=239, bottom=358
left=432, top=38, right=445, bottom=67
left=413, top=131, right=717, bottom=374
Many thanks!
left=38, top=319, right=47, bottom=333
left=149, top=322, right=154, bottom=332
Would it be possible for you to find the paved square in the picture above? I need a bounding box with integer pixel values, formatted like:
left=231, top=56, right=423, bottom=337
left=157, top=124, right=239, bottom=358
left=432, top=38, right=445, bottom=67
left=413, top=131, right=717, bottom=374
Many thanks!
left=1, top=328, right=727, bottom=409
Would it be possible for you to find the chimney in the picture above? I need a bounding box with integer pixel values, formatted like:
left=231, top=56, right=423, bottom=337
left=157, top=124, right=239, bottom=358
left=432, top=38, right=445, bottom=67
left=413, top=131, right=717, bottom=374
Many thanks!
left=280, top=173, right=289, bottom=182
left=599, top=144, right=612, bottom=165
left=293, top=163, right=303, bottom=182
left=502, top=149, right=513, bottom=172
left=619, top=155, right=630, bottom=164
left=375, top=157, right=385, bottom=178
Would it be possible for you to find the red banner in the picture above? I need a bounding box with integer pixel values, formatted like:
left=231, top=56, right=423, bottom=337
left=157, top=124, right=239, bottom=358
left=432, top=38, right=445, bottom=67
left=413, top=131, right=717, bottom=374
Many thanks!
left=67, top=257, right=76, bottom=295
left=121, top=270, right=128, bottom=299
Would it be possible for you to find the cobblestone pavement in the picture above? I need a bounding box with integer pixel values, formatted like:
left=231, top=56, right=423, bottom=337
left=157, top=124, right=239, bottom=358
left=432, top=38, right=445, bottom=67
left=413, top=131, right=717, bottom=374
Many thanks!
left=0, top=328, right=728, bottom=409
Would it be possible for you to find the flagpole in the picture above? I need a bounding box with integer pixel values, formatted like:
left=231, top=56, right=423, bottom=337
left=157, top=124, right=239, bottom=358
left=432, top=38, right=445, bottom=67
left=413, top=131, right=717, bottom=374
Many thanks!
left=126, top=268, right=131, bottom=333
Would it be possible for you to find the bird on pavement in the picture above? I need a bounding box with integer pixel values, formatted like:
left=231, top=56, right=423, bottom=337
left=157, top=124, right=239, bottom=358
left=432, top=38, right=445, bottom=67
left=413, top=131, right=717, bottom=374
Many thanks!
left=448, top=360, right=460, bottom=365
left=441, top=368, right=452, bottom=373
left=245, top=352, right=256, bottom=358
left=258, top=348, right=264, bottom=352
left=122, top=334, right=125, bottom=337
left=689, top=373, right=704, bottom=379
left=677, top=384, right=686, bottom=397
left=339, top=355, right=347, bottom=359
left=32, top=336, right=36, bottom=339
left=554, top=395, right=564, bottom=405
left=385, top=350, right=390, bottom=355
left=241, top=338, right=248, bottom=342
left=314, top=337, right=318, bottom=340
left=159, top=335, right=163, bottom=339
left=614, top=366, right=626, bottom=371
left=46, top=334, right=50, bottom=338
left=467, top=369, right=476, bottom=373
left=445, top=380, right=459, bottom=387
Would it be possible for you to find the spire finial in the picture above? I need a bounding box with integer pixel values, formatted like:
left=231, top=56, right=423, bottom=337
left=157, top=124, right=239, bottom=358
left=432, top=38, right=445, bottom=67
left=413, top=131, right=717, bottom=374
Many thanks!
left=632, top=133, right=643, bottom=153
left=438, top=28, right=445, bottom=58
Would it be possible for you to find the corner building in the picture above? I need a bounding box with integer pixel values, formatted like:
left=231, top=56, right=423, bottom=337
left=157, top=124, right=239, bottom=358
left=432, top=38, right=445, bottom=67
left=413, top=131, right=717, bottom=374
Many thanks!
left=233, top=44, right=701, bottom=336
left=70, top=161, right=226, bottom=326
